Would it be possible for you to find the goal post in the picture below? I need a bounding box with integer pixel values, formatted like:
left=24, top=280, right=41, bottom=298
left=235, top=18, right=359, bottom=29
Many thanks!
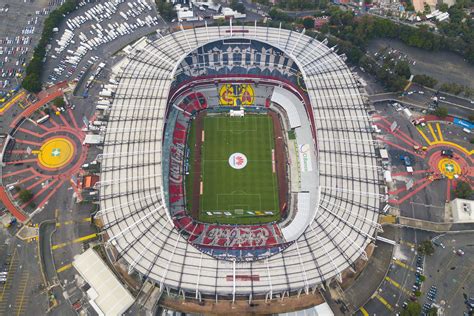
left=229, top=109, right=245, bottom=117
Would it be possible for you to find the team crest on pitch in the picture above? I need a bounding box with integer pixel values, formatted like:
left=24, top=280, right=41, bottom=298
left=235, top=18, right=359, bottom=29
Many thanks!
left=229, top=153, right=248, bottom=169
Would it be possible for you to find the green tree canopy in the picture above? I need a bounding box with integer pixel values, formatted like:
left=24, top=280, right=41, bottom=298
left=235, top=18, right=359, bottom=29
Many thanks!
left=53, top=97, right=65, bottom=108
left=230, top=0, right=246, bottom=13
left=394, top=61, right=411, bottom=79
left=22, top=0, right=79, bottom=93
left=438, top=3, right=449, bottom=12
left=303, top=17, right=315, bottom=29
left=155, top=0, right=176, bottom=22
left=18, top=189, right=34, bottom=204
left=418, top=240, right=435, bottom=256
left=413, top=74, right=438, bottom=88
left=427, top=306, right=438, bottom=316
left=22, top=73, right=42, bottom=93
left=433, top=106, right=448, bottom=118
left=401, top=302, right=421, bottom=316
left=455, top=181, right=472, bottom=199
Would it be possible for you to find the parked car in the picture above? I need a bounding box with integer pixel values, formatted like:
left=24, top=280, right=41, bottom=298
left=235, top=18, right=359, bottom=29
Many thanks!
left=441, top=149, right=454, bottom=158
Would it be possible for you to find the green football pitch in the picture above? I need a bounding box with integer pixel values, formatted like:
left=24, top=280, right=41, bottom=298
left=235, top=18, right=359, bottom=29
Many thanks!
left=185, top=114, right=280, bottom=225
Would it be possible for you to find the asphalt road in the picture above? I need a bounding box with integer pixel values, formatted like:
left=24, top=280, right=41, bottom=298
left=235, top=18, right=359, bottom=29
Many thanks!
left=0, top=226, right=48, bottom=315
left=356, top=228, right=460, bottom=315
left=422, top=232, right=473, bottom=315
left=370, top=83, right=474, bottom=120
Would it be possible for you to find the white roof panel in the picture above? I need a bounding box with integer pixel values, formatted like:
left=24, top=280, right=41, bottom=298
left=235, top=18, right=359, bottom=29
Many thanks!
left=73, top=249, right=135, bottom=316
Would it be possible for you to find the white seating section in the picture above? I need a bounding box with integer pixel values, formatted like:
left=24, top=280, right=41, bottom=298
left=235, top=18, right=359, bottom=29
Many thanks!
left=98, top=24, right=382, bottom=302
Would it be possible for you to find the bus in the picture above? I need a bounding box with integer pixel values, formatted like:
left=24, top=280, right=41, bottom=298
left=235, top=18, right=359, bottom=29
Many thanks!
left=36, top=115, right=50, bottom=124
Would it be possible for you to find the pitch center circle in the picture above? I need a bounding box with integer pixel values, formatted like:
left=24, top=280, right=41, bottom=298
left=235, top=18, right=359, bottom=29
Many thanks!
left=229, top=152, right=248, bottom=169
left=37, top=137, right=75, bottom=169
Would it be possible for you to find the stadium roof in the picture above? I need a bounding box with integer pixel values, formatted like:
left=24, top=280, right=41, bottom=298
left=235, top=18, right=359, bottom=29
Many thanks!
left=97, top=24, right=382, bottom=300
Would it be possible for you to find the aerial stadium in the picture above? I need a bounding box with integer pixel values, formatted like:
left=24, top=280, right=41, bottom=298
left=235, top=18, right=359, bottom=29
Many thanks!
left=96, top=23, right=382, bottom=313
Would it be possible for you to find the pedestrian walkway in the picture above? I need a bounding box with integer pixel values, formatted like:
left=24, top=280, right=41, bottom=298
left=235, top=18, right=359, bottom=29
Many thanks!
left=0, top=186, right=28, bottom=222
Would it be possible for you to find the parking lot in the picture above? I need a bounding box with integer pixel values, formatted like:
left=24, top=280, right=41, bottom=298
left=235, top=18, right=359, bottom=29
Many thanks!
left=422, top=232, right=474, bottom=315
left=0, top=226, right=47, bottom=315
left=357, top=228, right=473, bottom=315
left=0, top=0, right=56, bottom=100
left=42, top=0, right=160, bottom=86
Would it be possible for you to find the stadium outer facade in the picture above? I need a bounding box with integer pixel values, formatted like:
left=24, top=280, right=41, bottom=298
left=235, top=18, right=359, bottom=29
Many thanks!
left=96, top=23, right=383, bottom=312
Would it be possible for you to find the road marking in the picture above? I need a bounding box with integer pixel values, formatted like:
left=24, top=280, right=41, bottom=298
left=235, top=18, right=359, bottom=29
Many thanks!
left=400, top=240, right=416, bottom=248
left=403, top=81, right=412, bottom=92
left=393, top=259, right=415, bottom=272
left=0, top=91, right=26, bottom=114
left=417, top=127, right=432, bottom=145
left=0, top=248, right=18, bottom=301
left=379, top=215, right=397, bottom=224
left=56, top=263, right=72, bottom=273
left=428, top=123, right=438, bottom=142
left=56, top=218, right=92, bottom=227
left=51, top=242, right=67, bottom=250
left=436, top=123, right=443, bottom=141
left=430, top=141, right=473, bottom=156
left=15, top=272, right=29, bottom=316
left=375, top=294, right=393, bottom=311
left=74, top=233, right=97, bottom=243
left=385, top=276, right=411, bottom=295
left=52, top=233, right=97, bottom=250
left=359, top=306, right=369, bottom=316
left=447, top=266, right=472, bottom=303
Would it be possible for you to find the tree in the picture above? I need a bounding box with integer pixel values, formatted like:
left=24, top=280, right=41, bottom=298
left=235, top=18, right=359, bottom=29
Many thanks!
left=53, top=97, right=65, bottom=108
left=418, top=240, right=435, bottom=255
left=230, top=0, right=246, bottom=13
left=269, top=8, right=294, bottom=22
left=455, top=181, right=472, bottom=199
left=394, top=61, right=411, bottom=79
left=423, top=3, right=431, bottom=14
left=22, top=73, right=42, bottom=93
left=433, top=106, right=448, bottom=118
left=155, top=0, right=176, bottom=22
left=18, top=189, right=33, bottom=204
left=303, top=17, right=315, bottom=29
left=413, top=74, right=438, bottom=88
left=440, top=83, right=464, bottom=95
left=438, top=3, right=449, bottom=12
left=401, top=302, right=422, bottom=316
left=22, top=0, right=79, bottom=93
left=427, top=306, right=438, bottom=316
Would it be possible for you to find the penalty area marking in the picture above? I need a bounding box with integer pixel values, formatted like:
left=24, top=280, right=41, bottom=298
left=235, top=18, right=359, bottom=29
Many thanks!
left=216, top=193, right=262, bottom=211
